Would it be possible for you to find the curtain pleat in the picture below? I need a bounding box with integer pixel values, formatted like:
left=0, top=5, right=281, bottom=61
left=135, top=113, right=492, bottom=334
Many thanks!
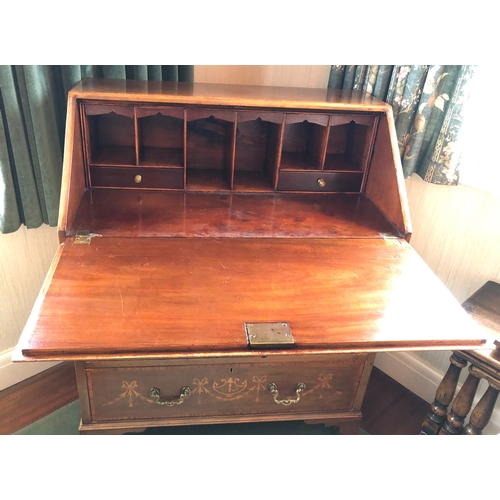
left=0, top=65, right=193, bottom=234
left=371, top=65, right=393, bottom=100
left=328, top=64, right=477, bottom=184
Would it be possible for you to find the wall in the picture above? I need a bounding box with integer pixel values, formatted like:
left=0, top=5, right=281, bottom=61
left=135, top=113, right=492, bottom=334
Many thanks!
left=0, top=224, right=59, bottom=389
left=0, top=225, right=59, bottom=349
left=406, top=174, right=500, bottom=370
left=193, top=65, right=331, bottom=88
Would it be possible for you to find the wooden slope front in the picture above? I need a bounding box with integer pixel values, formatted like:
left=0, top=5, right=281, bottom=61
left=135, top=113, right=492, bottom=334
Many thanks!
left=14, top=79, right=486, bottom=363
left=16, top=234, right=483, bottom=360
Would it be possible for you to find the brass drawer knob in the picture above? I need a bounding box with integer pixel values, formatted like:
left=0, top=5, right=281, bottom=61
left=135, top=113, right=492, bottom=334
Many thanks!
left=317, top=178, right=326, bottom=188
left=134, top=174, right=142, bottom=184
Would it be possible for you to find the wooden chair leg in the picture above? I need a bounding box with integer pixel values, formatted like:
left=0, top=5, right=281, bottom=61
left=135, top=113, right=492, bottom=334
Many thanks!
left=420, top=352, right=467, bottom=435
left=464, top=383, right=500, bottom=435
left=439, top=370, right=480, bottom=435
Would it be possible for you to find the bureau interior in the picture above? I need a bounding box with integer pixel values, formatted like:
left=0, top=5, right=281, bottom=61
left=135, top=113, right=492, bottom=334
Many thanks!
left=82, top=102, right=379, bottom=193
left=60, top=97, right=409, bottom=242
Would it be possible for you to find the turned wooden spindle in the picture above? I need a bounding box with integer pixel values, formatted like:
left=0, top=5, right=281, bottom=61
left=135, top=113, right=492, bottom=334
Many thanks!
left=420, top=352, right=467, bottom=435
left=439, top=368, right=481, bottom=435
left=463, top=370, right=500, bottom=435
left=421, top=281, right=500, bottom=436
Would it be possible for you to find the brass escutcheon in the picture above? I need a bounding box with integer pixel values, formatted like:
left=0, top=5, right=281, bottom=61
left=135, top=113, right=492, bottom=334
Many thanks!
left=134, top=174, right=142, bottom=184
left=317, top=178, right=326, bottom=188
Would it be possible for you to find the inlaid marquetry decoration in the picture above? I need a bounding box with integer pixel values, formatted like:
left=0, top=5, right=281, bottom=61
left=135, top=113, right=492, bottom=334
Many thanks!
left=248, top=376, right=268, bottom=402
left=104, top=381, right=155, bottom=407
left=304, top=373, right=333, bottom=399
left=104, top=373, right=336, bottom=408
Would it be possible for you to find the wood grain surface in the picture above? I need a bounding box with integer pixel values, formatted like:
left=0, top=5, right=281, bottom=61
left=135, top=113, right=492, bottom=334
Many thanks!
left=71, top=78, right=390, bottom=112
left=15, top=236, right=485, bottom=360
left=69, top=190, right=398, bottom=239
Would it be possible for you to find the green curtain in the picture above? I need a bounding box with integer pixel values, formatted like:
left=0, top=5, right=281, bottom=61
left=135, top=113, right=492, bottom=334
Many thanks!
left=0, top=65, right=194, bottom=234
left=328, top=65, right=477, bottom=184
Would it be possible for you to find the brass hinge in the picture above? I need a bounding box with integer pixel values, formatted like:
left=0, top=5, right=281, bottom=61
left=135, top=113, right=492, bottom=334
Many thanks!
left=74, top=231, right=102, bottom=244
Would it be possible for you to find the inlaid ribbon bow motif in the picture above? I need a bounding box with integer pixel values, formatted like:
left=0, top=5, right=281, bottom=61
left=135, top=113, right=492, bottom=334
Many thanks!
left=105, top=381, right=153, bottom=407
left=248, top=376, right=268, bottom=401
left=192, top=377, right=210, bottom=394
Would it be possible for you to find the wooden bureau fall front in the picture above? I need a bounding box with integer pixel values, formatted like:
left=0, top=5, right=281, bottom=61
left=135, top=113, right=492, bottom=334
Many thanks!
left=14, top=79, right=486, bottom=434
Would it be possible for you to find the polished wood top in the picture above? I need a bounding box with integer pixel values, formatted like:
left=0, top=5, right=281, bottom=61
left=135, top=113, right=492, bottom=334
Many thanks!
left=69, top=190, right=399, bottom=239
left=463, top=281, right=500, bottom=339
left=70, top=78, right=391, bottom=112
left=460, top=281, right=500, bottom=371
left=15, top=236, right=485, bottom=361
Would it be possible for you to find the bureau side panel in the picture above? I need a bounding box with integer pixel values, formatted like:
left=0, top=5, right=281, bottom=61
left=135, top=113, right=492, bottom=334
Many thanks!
left=365, top=111, right=412, bottom=239
left=58, top=94, right=86, bottom=242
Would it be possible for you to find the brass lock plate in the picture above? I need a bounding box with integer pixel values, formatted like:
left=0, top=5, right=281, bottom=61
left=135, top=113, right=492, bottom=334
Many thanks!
left=245, top=322, right=295, bottom=348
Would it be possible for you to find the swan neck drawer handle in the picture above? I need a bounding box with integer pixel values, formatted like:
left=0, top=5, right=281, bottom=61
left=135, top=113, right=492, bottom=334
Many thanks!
left=267, top=382, right=306, bottom=406
left=149, top=386, right=191, bottom=406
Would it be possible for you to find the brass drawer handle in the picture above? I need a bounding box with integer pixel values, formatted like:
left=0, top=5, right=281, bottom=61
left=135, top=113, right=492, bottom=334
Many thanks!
left=149, top=386, right=191, bottom=406
left=134, top=174, right=142, bottom=184
left=267, top=382, right=306, bottom=406
left=317, top=178, right=326, bottom=188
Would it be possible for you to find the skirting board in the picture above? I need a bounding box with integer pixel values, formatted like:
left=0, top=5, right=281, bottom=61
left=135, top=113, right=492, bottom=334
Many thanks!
left=0, top=348, right=60, bottom=392
left=375, top=351, right=500, bottom=435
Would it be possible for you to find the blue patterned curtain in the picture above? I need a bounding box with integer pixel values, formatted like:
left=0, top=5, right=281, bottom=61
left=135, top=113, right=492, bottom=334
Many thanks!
left=328, top=65, right=477, bottom=184
left=0, top=65, right=194, bottom=234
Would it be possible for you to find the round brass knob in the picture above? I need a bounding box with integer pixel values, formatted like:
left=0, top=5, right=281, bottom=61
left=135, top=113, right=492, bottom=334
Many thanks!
left=134, top=175, right=142, bottom=184
left=317, top=178, right=326, bottom=188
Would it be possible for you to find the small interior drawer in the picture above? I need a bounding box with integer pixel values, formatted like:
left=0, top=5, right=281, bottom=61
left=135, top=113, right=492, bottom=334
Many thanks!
left=277, top=171, right=364, bottom=193
left=90, top=166, right=184, bottom=189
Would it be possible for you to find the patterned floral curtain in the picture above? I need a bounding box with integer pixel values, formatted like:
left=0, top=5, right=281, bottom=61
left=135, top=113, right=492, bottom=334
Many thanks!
left=328, top=65, right=477, bottom=185
left=0, top=65, right=194, bottom=234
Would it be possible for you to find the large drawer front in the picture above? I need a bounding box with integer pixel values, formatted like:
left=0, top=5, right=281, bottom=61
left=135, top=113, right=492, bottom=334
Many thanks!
left=85, top=356, right=367, bottom=423
left=90, top=166, right=184, bottom=189
left=277, top=171, right=363, bottom=193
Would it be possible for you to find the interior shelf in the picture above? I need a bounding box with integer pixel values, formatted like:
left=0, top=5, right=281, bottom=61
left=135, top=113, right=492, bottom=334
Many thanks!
left=186, top=114, right=234, bottom=189
left=86, top=106, right=136, bottom=166
left=140, top=148, right=184, bottom=168
left=324, top=118, right=376, bottom=172
left=323, top=154, right=364, bottom=172
left=234, top=116, right=281, bottom=191
left=138, top=112, right=184, bottom=168
left=232, top=171, right=274, bottom=192
left=89, top=146, right=136, bottom=166
left=280, top=119, right=327, bottom=171
left=280, top=151, right=322, bottom=171
left=186, top=169, right=231, bottom=191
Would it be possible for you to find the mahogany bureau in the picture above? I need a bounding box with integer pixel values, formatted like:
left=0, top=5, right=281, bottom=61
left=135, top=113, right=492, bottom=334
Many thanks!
left=14, top=78, right=486, bottom=434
